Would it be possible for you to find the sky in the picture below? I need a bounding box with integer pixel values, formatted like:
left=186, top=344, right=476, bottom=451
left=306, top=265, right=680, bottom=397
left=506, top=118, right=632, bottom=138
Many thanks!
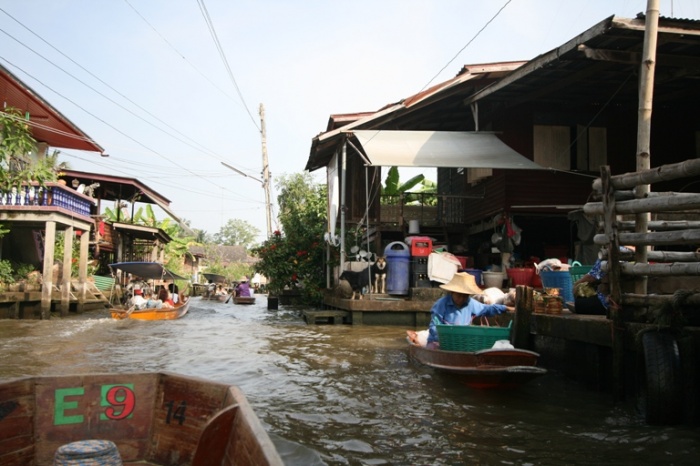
left=1, top=0, right=698, bottom=244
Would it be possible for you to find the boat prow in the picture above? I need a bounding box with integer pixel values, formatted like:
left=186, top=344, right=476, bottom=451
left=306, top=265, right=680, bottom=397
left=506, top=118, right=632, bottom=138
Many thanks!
left=233, top=296, right=256, bottom=305
left=0, top=372, right=283, bottom=465
left=408, top=341, right=547, bottom=389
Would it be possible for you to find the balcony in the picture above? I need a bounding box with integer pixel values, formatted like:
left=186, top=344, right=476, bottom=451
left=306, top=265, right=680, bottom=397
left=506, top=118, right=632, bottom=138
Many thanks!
left=0, top=182, right=95, bottom=220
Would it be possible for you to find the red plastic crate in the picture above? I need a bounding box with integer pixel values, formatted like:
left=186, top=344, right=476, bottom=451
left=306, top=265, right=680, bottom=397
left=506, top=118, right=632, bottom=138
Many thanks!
left=410, top=236, right=432, bottom=257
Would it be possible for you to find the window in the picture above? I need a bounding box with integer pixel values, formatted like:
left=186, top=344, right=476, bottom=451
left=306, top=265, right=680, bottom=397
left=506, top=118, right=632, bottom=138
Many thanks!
left=534, top=124, right=607, bottom=171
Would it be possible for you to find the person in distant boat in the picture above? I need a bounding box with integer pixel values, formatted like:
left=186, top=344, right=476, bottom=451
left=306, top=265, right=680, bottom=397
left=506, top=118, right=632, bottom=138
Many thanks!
left=130, top=284, right=147, bottom=309
left=168, top=283, right=180, bottom=304
left=158, top=287, right=175, bottom=308
left=215, top=284, right=227, bottom=296
left=144, top=290, right=163, bottom=309
left=235, top=276, right=251, bottom=297
left=425, top=272, right=514, bottom=348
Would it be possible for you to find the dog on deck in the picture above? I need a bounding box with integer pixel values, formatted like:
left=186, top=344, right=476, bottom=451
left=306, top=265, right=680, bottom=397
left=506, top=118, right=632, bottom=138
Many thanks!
left=339, top=268, right=373, bottom=300
left=371, top=256, right=387, bottom=294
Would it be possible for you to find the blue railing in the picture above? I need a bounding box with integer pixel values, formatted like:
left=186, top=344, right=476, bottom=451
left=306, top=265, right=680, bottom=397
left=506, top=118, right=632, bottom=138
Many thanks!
left=0, top=183, right=94, bottom=218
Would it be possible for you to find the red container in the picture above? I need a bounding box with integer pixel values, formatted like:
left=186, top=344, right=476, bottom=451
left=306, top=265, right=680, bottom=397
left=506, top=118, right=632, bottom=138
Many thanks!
left=506, top=267, right=535, bottom=286
left=410, top=236, right=432, bottom=257
left=455, top=256, right=467, bottom=270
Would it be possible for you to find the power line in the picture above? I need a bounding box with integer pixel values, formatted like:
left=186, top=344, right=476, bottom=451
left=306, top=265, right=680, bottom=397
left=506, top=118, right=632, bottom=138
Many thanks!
left=421, top=0, right=513, bottom=91
left=196, top=0, right=260, bottom=132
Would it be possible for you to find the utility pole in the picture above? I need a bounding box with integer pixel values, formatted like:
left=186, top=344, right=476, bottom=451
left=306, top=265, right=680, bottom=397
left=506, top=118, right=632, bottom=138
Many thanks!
left=259, top=103, right=273, bottom=238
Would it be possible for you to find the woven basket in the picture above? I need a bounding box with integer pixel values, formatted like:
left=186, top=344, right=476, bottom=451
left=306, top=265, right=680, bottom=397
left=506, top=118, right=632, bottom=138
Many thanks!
left=539, top=270, right=574, bottom=303
left=534, top=294, right=564, bottom=314
left=436, top=321, right=512, bottom=352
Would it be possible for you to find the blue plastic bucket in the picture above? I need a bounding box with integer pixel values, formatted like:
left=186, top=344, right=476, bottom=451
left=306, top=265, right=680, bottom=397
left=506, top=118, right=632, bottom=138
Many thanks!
left=539, top=270, right=574, bottom=303
left=384, top=241, right=410, bottom=295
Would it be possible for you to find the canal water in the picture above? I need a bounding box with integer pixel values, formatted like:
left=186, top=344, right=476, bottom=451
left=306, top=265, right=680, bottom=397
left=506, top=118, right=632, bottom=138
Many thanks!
left=1, top=296, right=698, bottom=465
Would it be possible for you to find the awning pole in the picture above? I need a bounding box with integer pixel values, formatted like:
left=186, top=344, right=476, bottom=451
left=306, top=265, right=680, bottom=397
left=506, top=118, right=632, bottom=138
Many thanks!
left=340, top=140, right=347, bottom=272
left=365, top=164, right=371, bottom=296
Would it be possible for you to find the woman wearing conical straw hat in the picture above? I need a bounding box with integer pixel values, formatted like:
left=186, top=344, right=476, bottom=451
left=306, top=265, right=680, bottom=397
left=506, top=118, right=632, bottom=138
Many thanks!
left=426, top=272, right=514, bottom=348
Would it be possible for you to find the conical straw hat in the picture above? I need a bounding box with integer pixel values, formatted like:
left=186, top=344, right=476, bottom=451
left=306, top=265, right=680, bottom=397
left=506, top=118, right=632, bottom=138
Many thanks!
left=439, top=272, right=482, bottom=295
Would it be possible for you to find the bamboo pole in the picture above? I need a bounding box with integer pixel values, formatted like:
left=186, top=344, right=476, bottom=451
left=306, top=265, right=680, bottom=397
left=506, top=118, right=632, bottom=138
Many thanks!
left=613, top=220, right=700, bottom=232
left=591, top=158, right=700, bottom=192
left=594, top=229, right=700, bottom=247
left=622, top=293, right=700, bottom=307
left=584, top=193, right=700, bottom=215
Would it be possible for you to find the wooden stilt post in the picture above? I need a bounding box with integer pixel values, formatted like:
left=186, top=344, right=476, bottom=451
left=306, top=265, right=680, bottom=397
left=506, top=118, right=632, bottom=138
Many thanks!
left=602, top=166, right=625, bottom=402
left=41, top=221, right=57, bottom=319
left=61, top=226, right=74, bottom=316
left=512, top=285, right=533, bottom=349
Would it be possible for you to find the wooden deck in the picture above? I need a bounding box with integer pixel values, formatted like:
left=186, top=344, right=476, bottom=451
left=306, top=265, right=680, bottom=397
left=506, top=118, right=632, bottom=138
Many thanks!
left=320, top=288, right=442, bottom=326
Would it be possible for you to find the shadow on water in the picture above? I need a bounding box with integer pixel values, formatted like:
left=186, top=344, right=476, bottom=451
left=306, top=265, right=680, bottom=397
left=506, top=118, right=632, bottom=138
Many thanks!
left=1, top=294, right=698, bottom=465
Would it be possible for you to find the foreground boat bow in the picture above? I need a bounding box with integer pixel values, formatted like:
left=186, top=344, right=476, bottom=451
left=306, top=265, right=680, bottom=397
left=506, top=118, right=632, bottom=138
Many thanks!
left=0, top=372, right=283, bottom=465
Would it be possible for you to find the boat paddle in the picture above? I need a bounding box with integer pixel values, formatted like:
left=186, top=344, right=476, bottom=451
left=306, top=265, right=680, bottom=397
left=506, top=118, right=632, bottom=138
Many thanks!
left=225, top=292, right=235, bottom=304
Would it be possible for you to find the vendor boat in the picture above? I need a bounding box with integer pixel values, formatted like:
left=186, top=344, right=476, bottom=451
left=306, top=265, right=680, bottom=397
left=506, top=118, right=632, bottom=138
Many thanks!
left=407, top=337, right=547, bottom=389
left=233, top=296, right=256, bottom=305
left=108, top=262, right=190, bottom=320
left=0, top=371, right=283, bottom=465
left=201, top=273, right=231, bottom=301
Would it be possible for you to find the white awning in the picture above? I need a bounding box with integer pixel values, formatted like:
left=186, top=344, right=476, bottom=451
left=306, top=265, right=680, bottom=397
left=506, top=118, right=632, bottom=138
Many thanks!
left=352, top=130, right=543, bottom=169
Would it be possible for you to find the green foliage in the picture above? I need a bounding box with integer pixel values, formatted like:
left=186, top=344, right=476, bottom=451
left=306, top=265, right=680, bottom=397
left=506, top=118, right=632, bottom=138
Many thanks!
left=14, top=262, right=36, bottom=279
left=0, top=260, right=14, bottom=284
left=54, top=232, right=98, bottom=277
left=381, top=166, right=437, bottom=206
left=213, top=219, right=259, bottom=249
left=0, top=107, right=62, bottom=193
left=252, top=173, right=328, bottom=305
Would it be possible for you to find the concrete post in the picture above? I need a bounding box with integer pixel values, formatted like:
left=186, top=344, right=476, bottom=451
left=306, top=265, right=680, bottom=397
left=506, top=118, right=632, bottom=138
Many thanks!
left=41, top=221, right=56, bottom=319
left=61, top=226, right=74, bottom=316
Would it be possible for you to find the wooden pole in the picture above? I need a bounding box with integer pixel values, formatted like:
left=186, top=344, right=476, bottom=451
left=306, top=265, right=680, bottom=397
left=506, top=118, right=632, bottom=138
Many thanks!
left=259, top=103, right=273, bottom=238
left=601, top=166, right=625, bottom=402
left=41, top=221, right=56, bottom=319
left=512, top=285, right=533, bottom=349
left=634, top=0, right=660, bottom=294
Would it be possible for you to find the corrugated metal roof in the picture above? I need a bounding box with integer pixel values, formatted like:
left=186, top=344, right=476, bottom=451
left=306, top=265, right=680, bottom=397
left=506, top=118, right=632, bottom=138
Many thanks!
left=0, top=63, right=104, bottom=153
left=306, top=14, right=700, bottom=173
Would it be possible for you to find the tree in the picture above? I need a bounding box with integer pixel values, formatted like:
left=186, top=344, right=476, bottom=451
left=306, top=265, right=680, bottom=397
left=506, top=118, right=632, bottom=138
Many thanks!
left=0, top=106, right=61, bottom=193
left=252, top=173, right=328, bottom=305
left=213, top=219, right=259, bottom=249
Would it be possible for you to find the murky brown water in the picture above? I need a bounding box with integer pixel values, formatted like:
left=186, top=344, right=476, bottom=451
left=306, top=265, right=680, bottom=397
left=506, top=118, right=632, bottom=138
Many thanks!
left=1, top=296, right=698, bottom=465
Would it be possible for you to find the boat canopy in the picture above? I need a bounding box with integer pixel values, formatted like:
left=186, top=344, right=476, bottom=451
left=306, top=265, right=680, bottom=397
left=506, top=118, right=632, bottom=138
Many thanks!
left=109, top=262, right=187, bottom=281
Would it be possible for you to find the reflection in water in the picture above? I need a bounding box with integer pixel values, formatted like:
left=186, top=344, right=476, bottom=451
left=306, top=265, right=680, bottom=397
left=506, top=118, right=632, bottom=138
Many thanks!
left=1, top=297, right=698, bottom=465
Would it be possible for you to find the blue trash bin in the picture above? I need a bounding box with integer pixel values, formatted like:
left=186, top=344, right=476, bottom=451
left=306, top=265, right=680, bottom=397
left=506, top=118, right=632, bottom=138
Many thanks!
left=384, top=241, right=410, bottom=295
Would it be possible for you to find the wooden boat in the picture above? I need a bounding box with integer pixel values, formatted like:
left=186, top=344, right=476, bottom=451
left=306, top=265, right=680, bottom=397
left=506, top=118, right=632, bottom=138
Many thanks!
left=111, top=298, right=190, bottom=320
left=233, top=296, right=256, bottom=305
left=201, top=293, right=229, bottom=302
left=407, top=341, right=547, bottom=389
left=0, top=371, right=283, bottom=465
left=108, top=262, right=190, bottom=321
left=201, top=273, right=231, bottom=302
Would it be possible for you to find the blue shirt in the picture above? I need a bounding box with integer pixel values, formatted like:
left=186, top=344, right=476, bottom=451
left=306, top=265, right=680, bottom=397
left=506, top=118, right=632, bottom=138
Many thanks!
left=427, top=294, right=508, bottom=343
left=587, top=259, right=608, bottom=309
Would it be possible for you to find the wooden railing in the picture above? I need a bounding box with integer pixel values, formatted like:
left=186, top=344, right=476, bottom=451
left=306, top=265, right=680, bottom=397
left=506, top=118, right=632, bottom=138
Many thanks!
left=379, top=193, right=482, bottom=227
left=0, top=182, right=95, bottom=218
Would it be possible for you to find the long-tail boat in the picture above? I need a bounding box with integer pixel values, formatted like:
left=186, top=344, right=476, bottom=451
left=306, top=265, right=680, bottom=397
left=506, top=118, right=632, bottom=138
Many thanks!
left=108, top=262, right=190, bottom=320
